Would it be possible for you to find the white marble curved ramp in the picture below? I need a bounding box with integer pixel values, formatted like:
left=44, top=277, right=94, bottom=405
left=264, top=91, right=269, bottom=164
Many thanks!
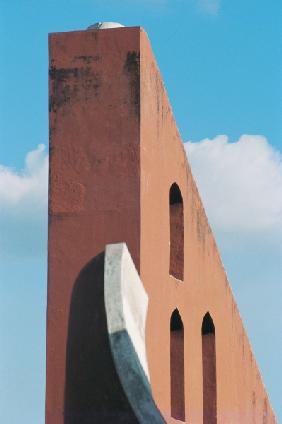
left=104, top=243, right=166, bottom=424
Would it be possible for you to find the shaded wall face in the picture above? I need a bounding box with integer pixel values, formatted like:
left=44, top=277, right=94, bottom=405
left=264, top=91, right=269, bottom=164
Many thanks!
left=64, top=252, right=138, bottom=424
left=47, top=28, right=141, bottom=424
left=202, top=333, right=217, bottom=424
left=170, top=330, right=185, bottom=421
left=169, top=203, right=184, bottom=281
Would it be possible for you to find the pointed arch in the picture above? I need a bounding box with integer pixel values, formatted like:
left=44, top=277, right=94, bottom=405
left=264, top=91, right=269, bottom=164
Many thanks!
left=170, top=309, right=185, bottom=421
left=202, top=312, right=217, bottom=424
left=169, top=183, right=184, bottom=280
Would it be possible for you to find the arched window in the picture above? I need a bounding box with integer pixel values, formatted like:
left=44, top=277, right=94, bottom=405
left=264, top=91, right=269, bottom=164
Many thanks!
left=169, top=183, right=184, bottom=280
left=170, top=309, right=185, bottom=421
left=202, top=312, right=217, bottom=424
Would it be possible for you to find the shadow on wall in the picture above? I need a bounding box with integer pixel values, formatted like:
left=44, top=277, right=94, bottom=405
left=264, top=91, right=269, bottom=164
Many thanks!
left=170, top=309, right=185, bottom=421
left=169, top=183, right=184, bottom=281
left=64, top=252, right=138, bottom=424
left=202, top=312, right=217, bottom=424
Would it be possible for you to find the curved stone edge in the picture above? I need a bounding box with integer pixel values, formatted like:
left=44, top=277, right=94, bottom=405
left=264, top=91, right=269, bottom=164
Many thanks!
left=104, top=243, right=166, bottom=424
left=87, top=22, right=125, bottom=30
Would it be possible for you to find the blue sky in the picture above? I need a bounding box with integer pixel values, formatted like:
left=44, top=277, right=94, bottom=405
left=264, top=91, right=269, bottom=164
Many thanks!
left=0, top=0, right=281, bottom=422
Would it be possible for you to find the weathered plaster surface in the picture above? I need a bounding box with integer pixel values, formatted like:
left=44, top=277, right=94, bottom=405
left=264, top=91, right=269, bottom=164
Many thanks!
left=47, top=26, right=276, bottom=423
left=139, top=28, right=276, bottom=423
left=47, top=27, right=141, bottom=423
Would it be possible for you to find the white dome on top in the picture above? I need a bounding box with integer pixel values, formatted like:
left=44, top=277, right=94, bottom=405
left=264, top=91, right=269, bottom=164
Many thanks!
left=87, top=22, right=125, bottom=30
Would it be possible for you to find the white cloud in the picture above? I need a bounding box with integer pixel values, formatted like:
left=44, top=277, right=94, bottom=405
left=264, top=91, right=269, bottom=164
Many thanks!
left=185, top=135, right=282, bottom=241
left=0, top=144, right=48, bottom=258
left=198, top=0, right=221, bottom=15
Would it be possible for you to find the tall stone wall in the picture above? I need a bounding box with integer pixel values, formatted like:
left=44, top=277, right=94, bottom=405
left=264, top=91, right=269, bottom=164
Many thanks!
left=46, top=26, right=276, bottom=423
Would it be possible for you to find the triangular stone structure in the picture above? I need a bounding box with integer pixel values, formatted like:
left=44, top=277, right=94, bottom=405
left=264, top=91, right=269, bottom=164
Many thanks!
left=47, top=26, right=276, bottom=423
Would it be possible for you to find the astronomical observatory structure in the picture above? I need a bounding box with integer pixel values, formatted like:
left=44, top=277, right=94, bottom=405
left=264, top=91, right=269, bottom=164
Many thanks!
left=46, top=24, right=276, bottom=423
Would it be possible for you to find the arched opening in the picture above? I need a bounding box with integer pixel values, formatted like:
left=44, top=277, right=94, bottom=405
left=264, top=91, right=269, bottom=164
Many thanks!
left=202, top=312, right=217, bottom=424
left=169, top=183, right=184, bottom=280
left=170, top=309, right=185, bottom=421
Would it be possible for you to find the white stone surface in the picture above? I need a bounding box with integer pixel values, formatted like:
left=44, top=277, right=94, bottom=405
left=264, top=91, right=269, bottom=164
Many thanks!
left=87, top=22, right=124, bottom=30
left=104, top=243, right=149, bottom=380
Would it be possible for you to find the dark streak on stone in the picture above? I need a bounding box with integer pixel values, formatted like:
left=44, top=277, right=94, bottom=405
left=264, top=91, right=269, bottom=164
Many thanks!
left=74, top=55, right=101, bottom=64
left=49, top=66, right=101, bottom=112
left=49, top=126, right=54, bottom=140
left=263, top=398, right=268, bottom=424
left=196, top=209, right=205, bottom=243
left=154, top=75, right=160, bottom=114
left=124, top=51, right=140, bottom=118
left=49, top=144, right=55, bottom=156
left=252, top=391, right=256, bottom=407
left=90, top=31, right=98, bottom=41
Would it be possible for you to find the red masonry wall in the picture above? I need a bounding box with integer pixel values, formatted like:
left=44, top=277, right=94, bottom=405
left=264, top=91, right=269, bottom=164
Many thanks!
left=47, top=26, right=276, bottom=423
left=139, top=28, right=275, bottom=422
left=47, top=28, right=141, bottom=423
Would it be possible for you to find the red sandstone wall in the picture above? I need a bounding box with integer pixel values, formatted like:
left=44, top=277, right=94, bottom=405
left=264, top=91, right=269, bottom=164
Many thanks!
left=139, top=28, right=276, bottom=423
left=47, top=28, right=141, bottom=423
left=47, top=26, right=276, bottom=423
